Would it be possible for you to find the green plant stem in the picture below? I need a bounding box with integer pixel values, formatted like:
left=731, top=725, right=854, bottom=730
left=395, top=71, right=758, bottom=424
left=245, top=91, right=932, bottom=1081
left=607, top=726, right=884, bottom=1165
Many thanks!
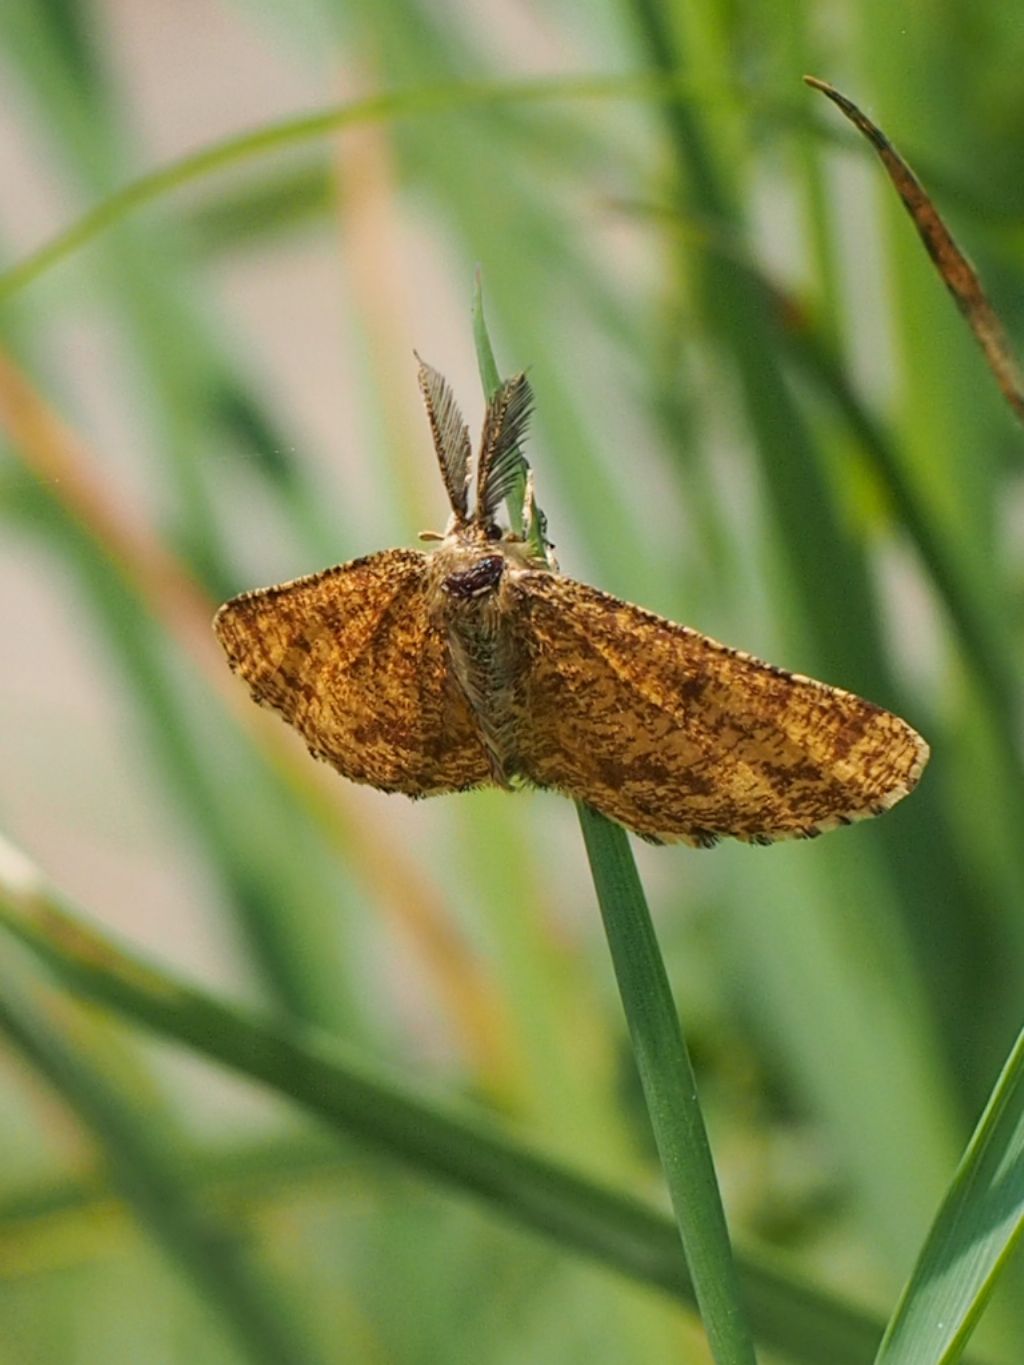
left=472, top=282, right=754, bottom=1362
left=577, top=804, right=757, bottom=1364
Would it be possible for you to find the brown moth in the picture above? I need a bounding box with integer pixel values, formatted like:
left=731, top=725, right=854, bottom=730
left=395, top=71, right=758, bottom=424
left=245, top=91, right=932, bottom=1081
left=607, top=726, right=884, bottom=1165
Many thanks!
left=214, top=358, right=928, bottom=847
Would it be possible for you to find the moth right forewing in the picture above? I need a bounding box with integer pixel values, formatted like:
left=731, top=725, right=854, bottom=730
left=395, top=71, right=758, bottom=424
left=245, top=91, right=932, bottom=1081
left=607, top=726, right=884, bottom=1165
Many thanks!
left=215, top=546, right=492, bottom=796
left=511, top=572, right=927, bottom=844
left=416, top=357, right=472, bottom=518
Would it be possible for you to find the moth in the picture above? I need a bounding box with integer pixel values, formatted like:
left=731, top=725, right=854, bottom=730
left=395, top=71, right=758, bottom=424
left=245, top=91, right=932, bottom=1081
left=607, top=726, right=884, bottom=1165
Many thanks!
left=214, top=359, right=928, bottom=847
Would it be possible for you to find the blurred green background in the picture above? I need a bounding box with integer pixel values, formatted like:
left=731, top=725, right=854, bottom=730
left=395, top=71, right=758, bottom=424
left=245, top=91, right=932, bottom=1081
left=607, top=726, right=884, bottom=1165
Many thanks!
left=2, top=1, right=1024, bottom=1361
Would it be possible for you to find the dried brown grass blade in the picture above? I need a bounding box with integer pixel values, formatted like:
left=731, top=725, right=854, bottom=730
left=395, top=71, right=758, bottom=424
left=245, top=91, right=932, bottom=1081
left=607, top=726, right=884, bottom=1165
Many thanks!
left=805, top=75, right=1024, bottom=429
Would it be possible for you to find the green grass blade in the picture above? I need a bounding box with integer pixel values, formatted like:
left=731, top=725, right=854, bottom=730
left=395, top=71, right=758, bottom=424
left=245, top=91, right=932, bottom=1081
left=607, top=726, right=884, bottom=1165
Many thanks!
left=0, top=71, right=719, bottom=306
left=578, top=805, right=757, bottom=1365
left=473, top=295, right=755, bottom=1362
left=0, top=831, right=897, bottom=1365
left=875, top=1023, right=1024, bottom=1364
left=471, top=271, right=502, bottom=398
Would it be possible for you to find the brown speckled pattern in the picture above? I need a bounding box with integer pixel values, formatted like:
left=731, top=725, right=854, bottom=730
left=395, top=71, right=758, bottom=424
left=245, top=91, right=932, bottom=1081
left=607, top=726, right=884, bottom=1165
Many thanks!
left=508, top=574, right=928, bottom=845
left=214, top=548, right=491, bottom=795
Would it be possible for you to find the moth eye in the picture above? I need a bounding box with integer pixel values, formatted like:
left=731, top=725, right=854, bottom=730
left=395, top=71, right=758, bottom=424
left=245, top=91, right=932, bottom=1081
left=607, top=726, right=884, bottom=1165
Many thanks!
left=485, top=523, right=503, bottom=542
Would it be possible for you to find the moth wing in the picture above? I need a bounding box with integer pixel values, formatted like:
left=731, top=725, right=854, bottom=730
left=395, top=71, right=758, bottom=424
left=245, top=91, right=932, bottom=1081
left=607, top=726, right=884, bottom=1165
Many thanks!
left=511, top=573, right=929, bottom=845
left=214, top=547, right=492, bottom=796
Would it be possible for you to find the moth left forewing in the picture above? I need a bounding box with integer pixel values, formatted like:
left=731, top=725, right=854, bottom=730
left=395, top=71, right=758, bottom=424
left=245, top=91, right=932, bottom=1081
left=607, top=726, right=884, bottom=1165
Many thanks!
left=214, top=547, right=492, bottom=797
left=510, top=572, right=928, bottom=845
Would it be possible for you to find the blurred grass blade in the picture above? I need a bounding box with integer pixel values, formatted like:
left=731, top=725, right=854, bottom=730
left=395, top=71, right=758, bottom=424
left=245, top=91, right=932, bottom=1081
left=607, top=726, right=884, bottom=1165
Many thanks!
left=578, top=805, right=757, bottom=1365
left=625, top=0, right=976, bottom=1273
left=805, top=77, right=1024, bottom=431
left=627, top=4, right=890, bottom=697
left=0, top=70, right=716, bottom=305
left=617, top=195, right=1019, bottom=735
left=777, top=294, right=1019, bottom=729
left=0, top=1132, right=343, bottom=1243
left=875, top=1022, right=1024, bottom=1364
left=0, top=921, right=312, bottom=1363
left=0, top=831, right=895, bottom=1365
